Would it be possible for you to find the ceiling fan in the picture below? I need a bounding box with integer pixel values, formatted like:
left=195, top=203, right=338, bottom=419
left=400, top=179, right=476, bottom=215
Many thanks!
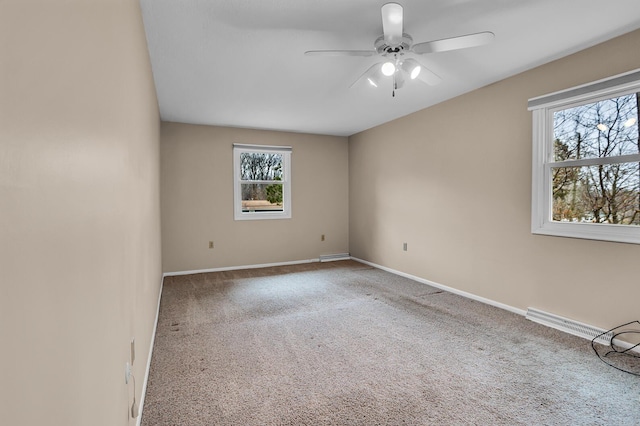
left=305, top=3, right=494, bottom=96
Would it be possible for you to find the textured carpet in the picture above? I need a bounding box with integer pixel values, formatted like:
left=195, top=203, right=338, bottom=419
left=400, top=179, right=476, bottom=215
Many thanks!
left=141, top=260, right=640, bottom=425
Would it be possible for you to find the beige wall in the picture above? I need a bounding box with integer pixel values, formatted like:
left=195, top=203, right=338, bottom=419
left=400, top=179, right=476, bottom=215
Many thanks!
left=1, top=1, right=636, bottom=421
left=161, top=122, right=349, bottom=272
left=349, top=29, right=640, bottom=330
left=0, top=1, right=161, bottom=425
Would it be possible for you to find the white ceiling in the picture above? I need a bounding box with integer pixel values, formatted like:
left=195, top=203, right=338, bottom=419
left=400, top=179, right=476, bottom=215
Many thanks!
left=139, top=0, right=640, bottom=137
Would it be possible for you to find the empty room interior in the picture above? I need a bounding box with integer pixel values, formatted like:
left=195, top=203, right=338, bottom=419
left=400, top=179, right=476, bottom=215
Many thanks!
left=3, top=0, right=640, bottom=425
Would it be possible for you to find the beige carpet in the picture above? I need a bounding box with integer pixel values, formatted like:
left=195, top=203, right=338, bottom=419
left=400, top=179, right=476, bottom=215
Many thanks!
left=141, top=260, right=640, bottom=425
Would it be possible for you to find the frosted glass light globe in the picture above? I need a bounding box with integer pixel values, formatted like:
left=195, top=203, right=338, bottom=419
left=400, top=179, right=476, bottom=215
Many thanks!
left=410, top=65, right=421, bottom=79
left=381, top=62, right=396, bottom=76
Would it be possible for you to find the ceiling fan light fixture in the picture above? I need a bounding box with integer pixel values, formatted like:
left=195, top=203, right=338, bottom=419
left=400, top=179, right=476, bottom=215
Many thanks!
left=400, top=59, right=421, bottom=80
left=410, top=65, right=421, bottom=79
left=381, top=61, right=396, bottom=76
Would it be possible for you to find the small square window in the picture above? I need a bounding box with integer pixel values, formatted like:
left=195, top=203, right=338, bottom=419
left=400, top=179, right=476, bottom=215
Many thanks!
left=233, top=144, right=292, bottom=220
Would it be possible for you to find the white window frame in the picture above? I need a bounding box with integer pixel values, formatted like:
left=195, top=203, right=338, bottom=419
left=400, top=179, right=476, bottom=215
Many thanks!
left=233, top=143, right=292, bottom=221
left=529, top=68, right=640, bottom=244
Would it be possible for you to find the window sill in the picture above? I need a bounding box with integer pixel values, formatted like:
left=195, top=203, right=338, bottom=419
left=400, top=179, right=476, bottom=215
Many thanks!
left=234, top=212, right=291, bottom=221
left=532, top=221, right=640, bottom=245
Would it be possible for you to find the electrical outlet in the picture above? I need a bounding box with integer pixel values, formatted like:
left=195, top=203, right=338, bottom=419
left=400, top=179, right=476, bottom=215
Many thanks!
left=209, top=241, right=214, bottom=249
left=321, top=234, right=325, bottom=241
left=130, top=338, right=135, bottom=365
left=403, top=242, right=408, bottom=251
left=125, top=362, right=131, bottom=384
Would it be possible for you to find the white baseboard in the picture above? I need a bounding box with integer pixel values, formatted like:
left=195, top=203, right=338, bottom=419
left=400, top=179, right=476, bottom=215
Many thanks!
left=136, top=275, right=164, bottom=426
left=163, top=258, right=318, bottom=277
left=350, top=257, right=527, bottom=316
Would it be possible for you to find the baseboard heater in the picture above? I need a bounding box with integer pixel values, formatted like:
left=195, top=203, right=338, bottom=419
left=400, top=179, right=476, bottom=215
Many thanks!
left=526, top=307, right=614, bottom=346
left=319, top=253, right=350, bottom=262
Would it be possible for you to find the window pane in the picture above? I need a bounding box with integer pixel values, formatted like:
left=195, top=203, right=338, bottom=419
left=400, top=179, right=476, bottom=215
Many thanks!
left=553, top=93, right=639, bottom=161
left=241, top=183, right=284, bottom=212
left=240, top=152, right=283, bottom=181
left=552, top=162, right=640, bottom=225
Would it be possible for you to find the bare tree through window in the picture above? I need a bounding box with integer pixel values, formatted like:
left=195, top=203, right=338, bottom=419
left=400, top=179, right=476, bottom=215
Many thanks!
left=552, top=92, right=640, bottom=225
left=240, top=152, right=284, bottom=211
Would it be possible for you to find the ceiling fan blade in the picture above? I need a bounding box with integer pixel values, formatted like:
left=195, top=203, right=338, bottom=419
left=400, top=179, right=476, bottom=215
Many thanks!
left=349, top=62, right=382, bottom=88
left=305, top=50, right=376, bottom=57
left=381, top=3, right=403, bottom=46
left=415, top=64, right=442, bottom=86
left=412, top=31, right=495, bottom=54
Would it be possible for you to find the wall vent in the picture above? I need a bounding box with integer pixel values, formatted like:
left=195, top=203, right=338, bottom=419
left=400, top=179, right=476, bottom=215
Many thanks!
left=319, top=253, right=350, bottom=262
left=526, top=307, right=613, bottom=345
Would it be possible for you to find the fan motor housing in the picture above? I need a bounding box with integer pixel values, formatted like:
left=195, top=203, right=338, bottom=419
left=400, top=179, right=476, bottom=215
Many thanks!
left=374, top=33, right=413, bottom=54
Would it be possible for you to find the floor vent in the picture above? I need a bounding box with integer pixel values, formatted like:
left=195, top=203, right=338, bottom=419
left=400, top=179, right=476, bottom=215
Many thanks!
left=319, top=253, right=350, bottom=262
left=526, top=307, right=613, bottom=345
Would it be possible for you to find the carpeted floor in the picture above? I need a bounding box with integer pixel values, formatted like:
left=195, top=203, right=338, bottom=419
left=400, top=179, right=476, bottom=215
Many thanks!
left=141, top=260, right=640, bottom=425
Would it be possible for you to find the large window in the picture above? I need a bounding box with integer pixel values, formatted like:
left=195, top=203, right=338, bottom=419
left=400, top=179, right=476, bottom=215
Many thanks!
left=529, top=69, right=640, bottom=244
left=233, top=144, right=292, bottom=220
